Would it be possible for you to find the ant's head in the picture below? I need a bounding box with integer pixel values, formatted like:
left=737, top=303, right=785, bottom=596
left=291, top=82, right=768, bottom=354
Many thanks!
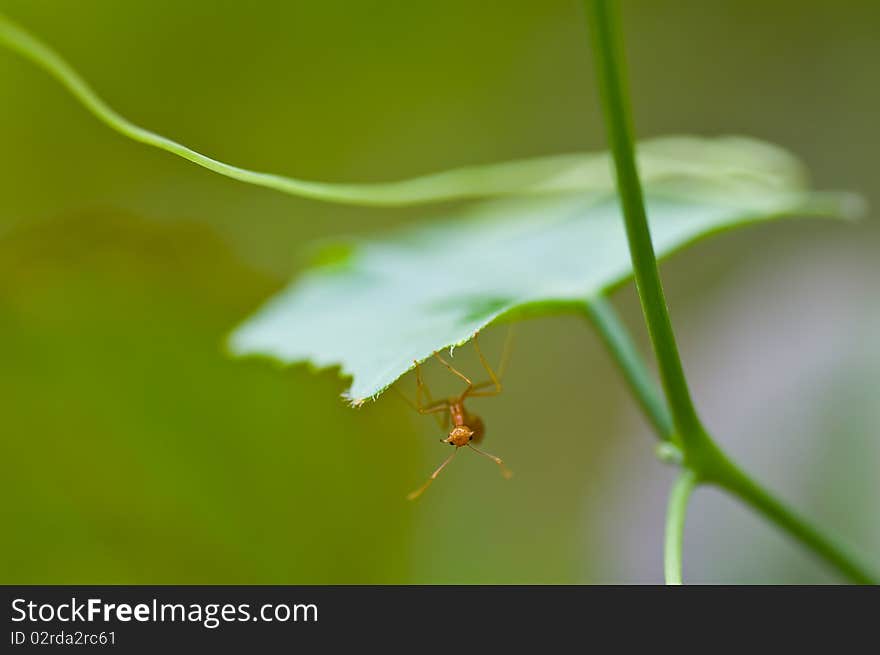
left=443, top=425, right=473, bottom=447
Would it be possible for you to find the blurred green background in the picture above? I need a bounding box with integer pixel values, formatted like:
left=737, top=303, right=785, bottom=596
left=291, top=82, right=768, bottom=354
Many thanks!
left=1, top=0, right=878, bottom=583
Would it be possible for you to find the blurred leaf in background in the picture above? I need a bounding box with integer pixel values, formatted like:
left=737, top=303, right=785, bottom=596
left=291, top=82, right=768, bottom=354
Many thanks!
left=0, top=212, right=418, bottom=582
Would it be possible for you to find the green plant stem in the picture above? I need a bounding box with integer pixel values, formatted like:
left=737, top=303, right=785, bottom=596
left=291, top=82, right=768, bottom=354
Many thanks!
left=0, top=11, right=585, bottom=208
left=8, top=10, right=742, bottom=210
left=583, top=0, right=877, bottom=584
left=582, top=298, right=673, bottom=439
left=584, top=0, right=703, bottom=448
left=664, top=469, right=698, bottom=585
left=586, top=296, right=878, bottom=583
left=704, top=446, right=878, bottom=585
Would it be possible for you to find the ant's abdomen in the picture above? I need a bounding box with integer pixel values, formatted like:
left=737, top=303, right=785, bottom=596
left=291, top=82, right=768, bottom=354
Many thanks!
left=468, top=414, right=485, bottom=443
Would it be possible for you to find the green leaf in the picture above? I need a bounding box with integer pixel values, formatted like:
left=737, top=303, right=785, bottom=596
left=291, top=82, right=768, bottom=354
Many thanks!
left=228, top=137, right=863, bottom=405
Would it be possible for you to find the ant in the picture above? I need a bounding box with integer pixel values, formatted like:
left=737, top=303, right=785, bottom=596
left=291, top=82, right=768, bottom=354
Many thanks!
left=397, top=330, right=514, bottom=501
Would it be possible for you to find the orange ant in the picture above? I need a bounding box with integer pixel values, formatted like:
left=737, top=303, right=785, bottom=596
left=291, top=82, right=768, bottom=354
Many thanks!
left=397, top=330, right=514, bottom=500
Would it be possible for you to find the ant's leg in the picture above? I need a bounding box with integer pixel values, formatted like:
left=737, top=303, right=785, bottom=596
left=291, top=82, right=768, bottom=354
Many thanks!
left=392, top=385, right=419, bottom=411
left=413, top=360, right=447, bottom=429
left=414, top=359, right=430, bottom=407
left=496, top=324, right=516, bottom=381
left=467, top=444, right=513, bottom=479
left=393, top=385, right=446, bottom=425
left=419, top=402, right=450, bottom=414
left=433, top=352, right=473, bottom=398
left=469, top=332, right=502, bottom=397
left=407, top=448, right=458, bottom=500
left=465, top=388, right=502, bottom=398
left=434, top=405, right=450, bottom=431
left=467, top=327, right=515, bottom=397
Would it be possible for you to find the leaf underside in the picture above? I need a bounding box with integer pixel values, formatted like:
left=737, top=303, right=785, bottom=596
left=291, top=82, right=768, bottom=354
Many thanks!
left=228, top=137, right=862, bottom=405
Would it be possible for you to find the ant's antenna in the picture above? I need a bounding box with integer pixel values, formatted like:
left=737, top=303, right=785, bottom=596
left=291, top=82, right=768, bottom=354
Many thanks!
left=407, top=449, right=458, bottom=501
left=467, top=444, right=513, bottom=479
